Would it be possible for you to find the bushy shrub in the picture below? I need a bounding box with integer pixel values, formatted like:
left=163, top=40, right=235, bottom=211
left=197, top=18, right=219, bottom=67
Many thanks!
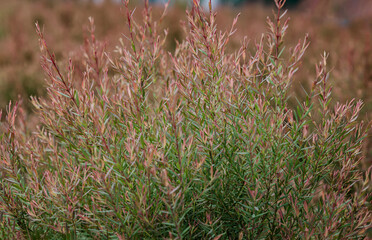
left=0, top=0, right=371, bottom=239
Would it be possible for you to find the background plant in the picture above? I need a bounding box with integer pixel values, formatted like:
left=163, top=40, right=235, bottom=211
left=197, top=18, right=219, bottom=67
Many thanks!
left=0, top=0, right=371, bottom=239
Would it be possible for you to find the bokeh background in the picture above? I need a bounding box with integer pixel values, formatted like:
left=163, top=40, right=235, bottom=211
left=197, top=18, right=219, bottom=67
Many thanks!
left=0, top=0, right=371, bottom=167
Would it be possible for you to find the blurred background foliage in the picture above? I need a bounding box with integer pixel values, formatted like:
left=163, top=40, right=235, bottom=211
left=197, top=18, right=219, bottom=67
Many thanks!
left=0, top=0, right=371, bottom=166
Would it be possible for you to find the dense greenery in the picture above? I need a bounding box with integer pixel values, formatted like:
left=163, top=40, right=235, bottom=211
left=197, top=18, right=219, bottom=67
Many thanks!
left=0, top=0, right=371, bottom=239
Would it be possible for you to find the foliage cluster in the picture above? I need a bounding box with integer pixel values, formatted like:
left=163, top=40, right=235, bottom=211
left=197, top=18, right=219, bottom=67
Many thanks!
left=0, top=0, right=371, bottom=239
left=1, top=0, right=371, bottom=165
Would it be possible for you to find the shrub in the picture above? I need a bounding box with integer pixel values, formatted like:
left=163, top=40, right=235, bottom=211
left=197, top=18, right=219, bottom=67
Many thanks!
left=0, top=0, right=371, bottom=239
